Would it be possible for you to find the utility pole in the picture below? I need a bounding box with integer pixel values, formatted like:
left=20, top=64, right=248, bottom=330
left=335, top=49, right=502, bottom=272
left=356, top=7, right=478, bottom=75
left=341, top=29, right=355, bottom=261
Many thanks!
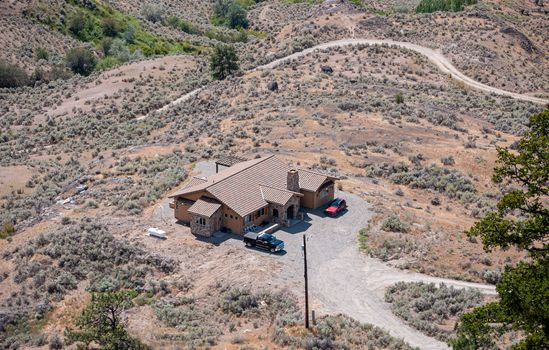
left=303, top=234, right=309, bottom=329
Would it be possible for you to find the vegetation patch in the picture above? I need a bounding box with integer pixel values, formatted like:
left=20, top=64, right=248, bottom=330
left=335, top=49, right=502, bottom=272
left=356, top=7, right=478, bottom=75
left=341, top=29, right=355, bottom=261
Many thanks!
left=23, top=0, right=204, bottom=74
left=416, top=0, right=477, bottom=13
left=385, top=282, right=483, bottom=341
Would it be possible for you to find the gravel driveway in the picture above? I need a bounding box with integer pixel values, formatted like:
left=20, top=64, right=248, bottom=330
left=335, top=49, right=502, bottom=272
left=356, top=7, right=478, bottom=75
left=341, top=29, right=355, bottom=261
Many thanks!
left=270, top=191, right=495, bottom=350
left=155, top=164, right=496, bottom=350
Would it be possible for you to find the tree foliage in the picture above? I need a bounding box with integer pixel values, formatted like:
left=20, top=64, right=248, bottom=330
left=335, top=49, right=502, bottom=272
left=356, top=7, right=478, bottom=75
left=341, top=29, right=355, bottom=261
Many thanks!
left=214, top=0, right=249, bottom=29
left=66, top=291, right=150, bottom=350
left=66, top=47, right=97, bottom=76
left=210, top=45, right=239, bottom=80
left=450, top=109, right=549, bottom=349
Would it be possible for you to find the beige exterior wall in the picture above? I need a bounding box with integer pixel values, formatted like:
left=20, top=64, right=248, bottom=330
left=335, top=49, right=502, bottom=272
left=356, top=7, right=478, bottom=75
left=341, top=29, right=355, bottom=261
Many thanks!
left=173, top=190, right=208, bottom=222
left=300, top=180, right=335, bottom=209
left=222, top=206, right=244, bottom=234
left=301, top=191, right=316, bottom=209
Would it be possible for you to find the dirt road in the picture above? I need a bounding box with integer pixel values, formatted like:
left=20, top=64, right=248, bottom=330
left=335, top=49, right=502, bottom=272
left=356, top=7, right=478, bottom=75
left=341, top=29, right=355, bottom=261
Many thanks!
left=272, top=192, right=495, bottom=350
left=152, top=38, right=547, bottom=115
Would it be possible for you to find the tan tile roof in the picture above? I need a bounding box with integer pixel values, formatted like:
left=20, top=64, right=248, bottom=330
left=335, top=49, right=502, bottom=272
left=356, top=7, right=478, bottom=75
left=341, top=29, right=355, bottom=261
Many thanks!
left=207, top=156, right=293, bottom=216
left=215, top=155, right=247, bottom=167
left=170, top=155, right=338, bottom=216
left=298, top=169, right=338, bottom=192
left=184, top=177, right=207, bottom=188
left=260, top=185, right=303, bottom=206
left=187, top=197, right=222, bottom=217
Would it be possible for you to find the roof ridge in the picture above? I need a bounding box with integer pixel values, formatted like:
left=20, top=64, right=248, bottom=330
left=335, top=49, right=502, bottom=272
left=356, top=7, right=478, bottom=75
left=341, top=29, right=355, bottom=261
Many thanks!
left=206, top=155, right=275, bottom=188
left=259, top=183, right=303, bottom=196
left=298, top=168, right=338, bottom=179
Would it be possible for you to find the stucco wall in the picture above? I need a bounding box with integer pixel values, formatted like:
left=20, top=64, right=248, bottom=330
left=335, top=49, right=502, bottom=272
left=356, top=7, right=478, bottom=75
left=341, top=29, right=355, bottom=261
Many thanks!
left=174, top=190, right=208, bottom=222
left=222, top=206, right=244, bottom=234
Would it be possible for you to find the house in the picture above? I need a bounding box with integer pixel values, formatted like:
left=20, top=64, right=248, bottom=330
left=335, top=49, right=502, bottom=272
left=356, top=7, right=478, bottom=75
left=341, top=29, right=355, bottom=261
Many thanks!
left=169, top=155, right=338, bottom=237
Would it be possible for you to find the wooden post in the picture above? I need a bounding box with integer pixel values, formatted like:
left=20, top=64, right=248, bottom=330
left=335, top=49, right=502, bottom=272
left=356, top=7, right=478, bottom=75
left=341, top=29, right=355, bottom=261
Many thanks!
left=303, top=234, right=309, bottom=329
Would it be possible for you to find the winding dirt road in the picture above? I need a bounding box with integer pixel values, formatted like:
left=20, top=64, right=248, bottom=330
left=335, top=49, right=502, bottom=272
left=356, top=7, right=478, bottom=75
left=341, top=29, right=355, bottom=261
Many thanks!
left=153, top=38, right=547, bottom=115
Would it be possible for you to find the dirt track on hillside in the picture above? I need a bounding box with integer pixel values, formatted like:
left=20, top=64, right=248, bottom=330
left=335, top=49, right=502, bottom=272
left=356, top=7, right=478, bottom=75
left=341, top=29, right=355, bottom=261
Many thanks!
left=151, top=38, right=548, bottom=116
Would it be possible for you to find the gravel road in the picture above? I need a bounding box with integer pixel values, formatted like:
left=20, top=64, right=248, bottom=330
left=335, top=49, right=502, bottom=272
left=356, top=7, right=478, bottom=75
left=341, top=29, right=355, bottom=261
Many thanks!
left=273, top=191, right=495, bottom=350
left=152, top=38, right=547, bottom=115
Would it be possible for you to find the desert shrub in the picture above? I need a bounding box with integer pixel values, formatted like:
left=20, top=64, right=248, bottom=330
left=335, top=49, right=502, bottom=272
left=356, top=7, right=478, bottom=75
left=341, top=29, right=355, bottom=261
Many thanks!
left=272, top=314, right=416, bottom=350
left=35, top=47, right=49, bottom=61
left=12, top=220, right=175, bottom=298
left=372, top=238, right=421, bottom=261
left=382, top=215, right=409, bottom=233
left=221, top=288, right=259, bottom=315
left=386, top=164, right=476, bottom=202
left=481, top=268, right=502, bottom=285
left=416, top=0, right=477, bottom=13
left=385, top=282, right=483, bottom=341
left=65, top=47, right=97, bottom=76
left=0, top=60, right=30, bottom=88
left=395, top=93, right=404, bottom=104
left=141, top=4, right=165, bottom=23
left=441, top=156, right=455, bottom=166
left=1, top=222, right=15, bottom=239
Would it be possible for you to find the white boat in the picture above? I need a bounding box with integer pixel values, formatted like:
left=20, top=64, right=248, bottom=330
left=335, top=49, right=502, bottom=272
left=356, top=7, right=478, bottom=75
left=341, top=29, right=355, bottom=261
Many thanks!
left=147, top=227, right=166, bottom=239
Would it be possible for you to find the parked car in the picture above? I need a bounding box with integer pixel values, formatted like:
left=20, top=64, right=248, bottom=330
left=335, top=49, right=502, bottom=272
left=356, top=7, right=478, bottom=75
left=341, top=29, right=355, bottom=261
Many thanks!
left=244, top=232, right=285, bottom=253
left=325, top=197, right=347, bottom=216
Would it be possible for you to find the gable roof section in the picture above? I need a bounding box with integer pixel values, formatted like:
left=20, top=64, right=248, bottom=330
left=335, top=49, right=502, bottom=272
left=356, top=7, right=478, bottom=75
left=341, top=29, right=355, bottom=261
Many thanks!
left=169, top=157, right=266, bottom=198
left=216, top=155, right=247, bottom=167
left=298, top=169, right=338, bottom=192
left=260, top=185, right=303, bottom=206
left=187, top=197, right=222, bottom=218
left=207, top=156, right=293, bottom=216
left=184, top=176, right=207, bottom=189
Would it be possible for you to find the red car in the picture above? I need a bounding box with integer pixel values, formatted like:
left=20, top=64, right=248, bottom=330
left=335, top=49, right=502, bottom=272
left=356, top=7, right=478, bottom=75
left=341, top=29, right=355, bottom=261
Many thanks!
left=325, top=198, right=347, bottom=216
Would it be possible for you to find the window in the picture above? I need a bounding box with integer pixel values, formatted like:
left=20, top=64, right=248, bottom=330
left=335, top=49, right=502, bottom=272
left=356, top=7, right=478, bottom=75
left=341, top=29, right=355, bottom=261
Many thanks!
left=197, top=217, right=206, bottom=225
left=257, top=208, right=265, bottom=216
left=225, top=214, right=228, bottom=218
left=230, top=215, right=233, bottom=219
left=244, top=214, right=252, bottom=225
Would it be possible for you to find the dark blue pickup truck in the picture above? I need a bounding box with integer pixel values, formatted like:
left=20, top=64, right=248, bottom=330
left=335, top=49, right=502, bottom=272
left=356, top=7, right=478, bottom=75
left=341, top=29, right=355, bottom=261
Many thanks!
left=243, top=232, right=285, bottom=253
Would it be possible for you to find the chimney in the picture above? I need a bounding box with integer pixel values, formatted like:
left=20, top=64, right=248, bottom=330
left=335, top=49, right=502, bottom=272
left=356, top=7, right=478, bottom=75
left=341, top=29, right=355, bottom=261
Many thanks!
left=287, top=169, right=300, bottom=192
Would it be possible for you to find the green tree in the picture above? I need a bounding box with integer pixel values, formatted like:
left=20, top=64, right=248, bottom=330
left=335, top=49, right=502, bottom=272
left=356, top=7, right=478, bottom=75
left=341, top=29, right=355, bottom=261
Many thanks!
left=66, top=291, right=149, bottom=350
left=214, top=0, right=249, bottom=29
left=210, top=45, right=239, bottom=80
left=66, top=47, right=97, bottom=76
left=450, top=109, right=549, bottom=349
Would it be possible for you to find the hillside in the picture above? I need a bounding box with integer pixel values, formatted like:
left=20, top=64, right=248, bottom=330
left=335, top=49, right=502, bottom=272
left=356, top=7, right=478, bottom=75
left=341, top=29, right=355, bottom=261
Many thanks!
left=0, top=0, right=547, bottom=349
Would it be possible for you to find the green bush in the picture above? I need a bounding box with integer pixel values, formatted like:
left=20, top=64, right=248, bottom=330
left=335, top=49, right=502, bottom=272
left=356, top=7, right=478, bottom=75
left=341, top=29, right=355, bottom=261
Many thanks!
left=141, top=4, right=164, bottom=23
left=0, top=60, right=30, bottom=88
left=35, top=47, right=49, bottom=61
left=102, top=17, right=121, bottom=37
left=66, top=47, right=97, bottom=76
left=416, top=0, right=477, bottom=13
left=382, top=215, right=409, bottom=233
